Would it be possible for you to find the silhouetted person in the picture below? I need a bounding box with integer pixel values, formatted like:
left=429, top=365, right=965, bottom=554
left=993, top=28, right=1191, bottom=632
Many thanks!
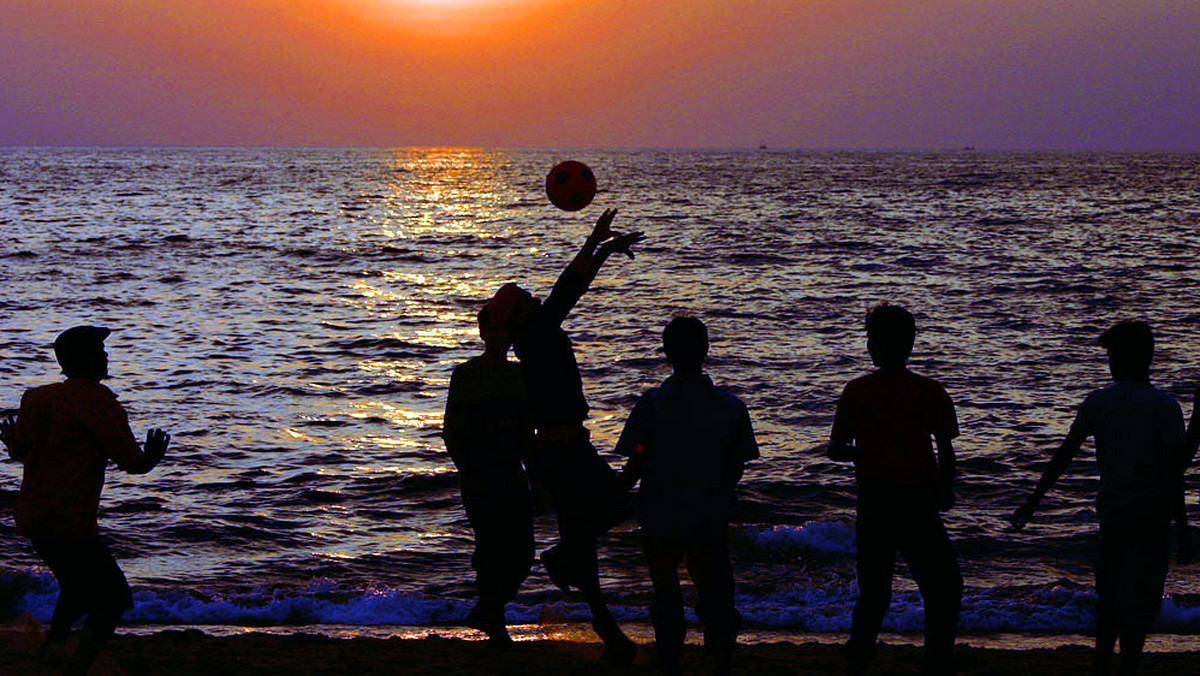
left=442, top=304, right=535, bottom=647
left=0, top=326, right=169, bottom=675
left=615, top=316, right=758, bottom=675
left=828, top=304, right=963, bottom=676
left=489, top=207, right=643, bottom=663
left=1011, top=320, right=1195, bottom=676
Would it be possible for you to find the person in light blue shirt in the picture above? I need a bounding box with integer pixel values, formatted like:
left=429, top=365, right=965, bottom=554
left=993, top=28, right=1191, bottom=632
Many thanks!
left=1012, top=320, right=1196, bottom=676
left=616, top=316, right=758, bottom=675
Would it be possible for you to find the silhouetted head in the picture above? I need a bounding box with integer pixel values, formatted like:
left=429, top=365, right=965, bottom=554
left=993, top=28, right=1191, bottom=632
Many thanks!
left=1099, top=320, right=1153, bottom=382
left=865, top=304, right=915, bottom=368
left=477, top=304, right=511, bottom=354
left=663, top=316, right=708, bottom=375
left=487, top=283, right=540, bottom=335
left=54, top=325, right=110, bottom=380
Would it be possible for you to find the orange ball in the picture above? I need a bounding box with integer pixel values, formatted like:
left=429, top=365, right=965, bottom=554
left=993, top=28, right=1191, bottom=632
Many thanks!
left=545, top=161, right=597, bottom=211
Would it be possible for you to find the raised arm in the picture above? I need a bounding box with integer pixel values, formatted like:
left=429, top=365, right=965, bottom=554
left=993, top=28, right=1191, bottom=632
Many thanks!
left=541, top=209, right=644, bottom=326
left=567, top=208, right=645, bottom=282
left=1010, top=430, right=1085, bottom=530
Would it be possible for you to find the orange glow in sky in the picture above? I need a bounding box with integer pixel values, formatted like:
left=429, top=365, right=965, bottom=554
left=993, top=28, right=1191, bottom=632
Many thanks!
left=1, top=0, right=1198, bottom=149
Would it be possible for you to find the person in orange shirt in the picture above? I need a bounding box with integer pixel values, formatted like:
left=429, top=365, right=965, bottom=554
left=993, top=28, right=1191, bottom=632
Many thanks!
left=828, top=304, right=962, bottom=676
left=1, top=326, right=170, bottom=675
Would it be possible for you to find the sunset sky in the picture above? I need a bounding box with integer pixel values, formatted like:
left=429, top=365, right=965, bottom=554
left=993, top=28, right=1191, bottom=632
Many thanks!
left=1, top=0, right=1197, bottom=149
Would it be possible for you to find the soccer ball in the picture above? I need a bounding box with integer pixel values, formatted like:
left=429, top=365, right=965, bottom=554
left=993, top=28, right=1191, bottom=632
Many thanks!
left=545, top=161, right=597, bottom=211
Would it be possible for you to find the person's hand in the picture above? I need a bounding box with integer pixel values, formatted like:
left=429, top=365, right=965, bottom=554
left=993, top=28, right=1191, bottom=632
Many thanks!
left=1010, top=497, right=1039, bottom=531
left=144, top=428, right=170, bottom=467
left=599, top=231, right=646, bottom=260
left=588, top=208, right=618, bottom=244
left=0, top=416, right=13, bottom=450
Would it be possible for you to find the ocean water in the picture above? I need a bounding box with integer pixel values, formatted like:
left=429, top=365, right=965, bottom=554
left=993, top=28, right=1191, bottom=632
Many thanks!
left=2, top=147, right=1200, bottom=640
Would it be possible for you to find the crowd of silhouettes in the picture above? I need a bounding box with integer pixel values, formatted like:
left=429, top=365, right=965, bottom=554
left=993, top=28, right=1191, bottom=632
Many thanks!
left=2, top=206, right=1198, bottom=676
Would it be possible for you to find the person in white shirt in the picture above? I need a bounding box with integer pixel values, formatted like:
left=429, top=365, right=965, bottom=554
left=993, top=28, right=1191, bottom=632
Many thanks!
left=1011, top=320, right=1195, bottom=676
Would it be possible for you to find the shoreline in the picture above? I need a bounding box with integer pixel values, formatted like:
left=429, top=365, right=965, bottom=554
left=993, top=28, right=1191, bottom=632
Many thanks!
left=108, top=622, right=1200, bottom=653
left=5, top=619, right=1200, bottom=675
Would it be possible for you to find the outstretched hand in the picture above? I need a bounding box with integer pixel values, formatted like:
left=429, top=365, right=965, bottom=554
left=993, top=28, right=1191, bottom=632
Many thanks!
left=588, top=208, right=645, bottom=260
left=1010, top=497, right=1038, bottom=531
left=144, top=428, right=171, bottom=467
left=600, top=231, right=646, bottom=260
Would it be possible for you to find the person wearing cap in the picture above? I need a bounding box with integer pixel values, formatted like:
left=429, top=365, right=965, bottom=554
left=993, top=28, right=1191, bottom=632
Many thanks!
left=487, top=207, right=643, bottom=663
left=443, top=303, right=535, bottom=647
left=0, top=326, right=170, bottom=674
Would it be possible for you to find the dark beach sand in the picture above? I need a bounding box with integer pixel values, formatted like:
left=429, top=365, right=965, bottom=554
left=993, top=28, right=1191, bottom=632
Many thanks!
left=3, top=618, right=1199, bottom=675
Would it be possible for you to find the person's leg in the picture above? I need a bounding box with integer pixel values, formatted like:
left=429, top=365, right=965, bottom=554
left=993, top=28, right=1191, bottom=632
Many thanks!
left=30, top=538, right=90, bottom=644
left=847, top=491, right=898, bottom=669
left=686, top=534, right=740, bottom=674
left=645, top=535, right=687, bottom=673
left=42, top=537, right=133, bottom=676
left=1094, top=515, right=1123, bottom=676
left=1114, top=511, right=1169, bottom=676
left=464, top=494, right=530, bottom=645
left=547, top=497, right=631, bottom=660
left=897, top=507, right=962, bottom=676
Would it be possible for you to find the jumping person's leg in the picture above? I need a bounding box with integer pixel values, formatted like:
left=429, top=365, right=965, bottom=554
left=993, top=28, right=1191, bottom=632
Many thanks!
left=32, top=537, right=133, bottom=675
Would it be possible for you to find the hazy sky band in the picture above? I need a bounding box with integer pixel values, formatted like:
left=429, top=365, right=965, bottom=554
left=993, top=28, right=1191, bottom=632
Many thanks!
left=2, top=0, right=1197, bottom=149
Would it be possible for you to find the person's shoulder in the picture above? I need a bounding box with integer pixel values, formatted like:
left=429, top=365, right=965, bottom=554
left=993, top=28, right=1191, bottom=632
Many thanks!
left=23, top=382, right=61, bottom=399
left=455, top=356, right=523, bottom=380
left=1146, top=384, right=1182, bottom=410
left=903, top=369, right=946, bottom=389
left=636, top=384, right=666, bottom=406
left=711, top=383, right=748, bottom=410
left=841, top=372, right=876, bottom=393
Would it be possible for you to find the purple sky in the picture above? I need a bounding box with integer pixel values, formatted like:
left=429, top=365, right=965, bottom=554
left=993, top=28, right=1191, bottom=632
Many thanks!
left=2, top=0, right=1198, bottom=149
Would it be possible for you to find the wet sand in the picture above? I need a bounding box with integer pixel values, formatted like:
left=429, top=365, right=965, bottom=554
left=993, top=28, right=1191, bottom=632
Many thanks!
left=3, top=618, right=1200, bottom=675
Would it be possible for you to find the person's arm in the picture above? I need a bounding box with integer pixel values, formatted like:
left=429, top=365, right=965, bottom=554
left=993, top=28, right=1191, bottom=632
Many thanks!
left=1185, top=384, right=1200, bottom=469
left=543, top=209, right=644, bottom=325
left=0, top=415, right=22, bottom=462
left=828, top=387, right=857, bottom=461
left=1009, top=430, right=1085, bottom=530
left=725, top=401, right=759, bottom=490
left=122, top=429, right=170, bottom=475
left=615, top=393, right=654, bottom=491
left=97, top=396, right=169, bottom=475
left=1170, top=391, right=1195, bottom=565
left=442, top=368, right=467, bottom=467
left=935, top=433, right=957, bottom=511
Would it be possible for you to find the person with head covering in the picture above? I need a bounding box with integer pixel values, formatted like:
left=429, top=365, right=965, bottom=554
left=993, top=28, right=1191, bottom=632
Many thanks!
left=1, top=326, right=170, bottom=674
left=486, top=207, right=644, bottom=663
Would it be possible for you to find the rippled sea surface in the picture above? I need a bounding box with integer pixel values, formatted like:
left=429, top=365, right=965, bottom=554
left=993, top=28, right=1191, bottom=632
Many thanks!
left=2, top=148, right=1200, bottom=636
